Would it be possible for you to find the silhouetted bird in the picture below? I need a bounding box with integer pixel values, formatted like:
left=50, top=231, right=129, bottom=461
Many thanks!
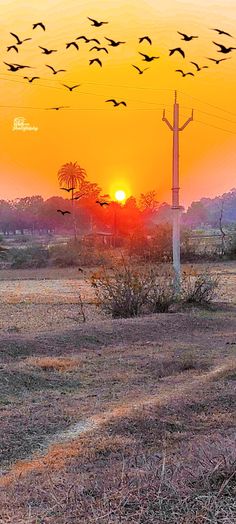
left=10, top=32, right=32, bottom=45
left=66, top=41, right=79, bottom=50
left=90, top=46, right=108, bottom=53
left=96, top=200, right=109, bottom=206
left=46, top=106, right=69, bottom=110
left=177, top=31, right=198, bottom=41
left=169, top=47, right=185, bottom=58
left=105, top=99, right=127, bottom=106
left=60, top=187, right=76, bottom=192
left=4, top=62, right=32, bottom=71
left=211, top=28, right=232, bottom=37
left=45, top=65, right=66, bottom=74
left=139, top=36, right=152, bottom=45
left=176, top=69, right=194, bottom=77
left=212, top=42, right=236, bottom=53
left=190, top=62, right=208, bottom=71
left=87, top=17, right=108, bottom=27
left=24, top=76, right=40, bottom=82
left=7, top=45, right=18, bottom=53
left=139, top=52, right=159, bottom=62
left=62, top=84, right=81, bottom=91
left=76, top=36, right=100, bottom=44
left=72, top=193, right=85, bottom=200
left=89, top=58, right=102, bottom=66
left=206, top=57, right=230, bottom=64
left=105, top=37, right=126, bottom=47
left=39, top=46, right=57, bottom=54
left=4, top=62, right=21, bottom=71
left=13, top=63, right=33, bottom=69
left=132, top=64, right=149, bottom=74
left=33, top=22, right=46, bottom=31
left=57, top=210, right=71, bottom=215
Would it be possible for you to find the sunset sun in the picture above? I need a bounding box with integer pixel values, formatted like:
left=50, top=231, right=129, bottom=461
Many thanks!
left=115, top=189, right=126, bottom=202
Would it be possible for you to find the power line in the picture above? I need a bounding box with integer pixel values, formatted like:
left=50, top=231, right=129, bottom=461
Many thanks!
left=179, top=90, right=236, bottom=117
left=195, top=119, right=236, bottom=135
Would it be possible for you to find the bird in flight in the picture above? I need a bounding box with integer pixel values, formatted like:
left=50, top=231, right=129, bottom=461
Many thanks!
left=105, top=99, right=127, bottom=107
left=212, top=42, right=236, bottom=53
left=24, top=76, right=40, bottom=82
left=4, top=62, right=21, bottom=71
left=169, top=47, right=185, bottom=58
left=139, top=36, right=152, bottom=45
left=177, top=31, right=198, bottom=41
left=90, top=46, right=108, bottom=53
left=4, top=62, right=32, bottom=71
left=132, top=64, right=149, bottom=74
left=211, top=28, right=233, bottom=37
left=10, top=32, right=32, bottom=45
left=45, top=65, right=66, bottom=74
left=33, top=22, right=46, bottom=31
left=190, top=62, right=208, bottom=71
left=96, top=200, right=109, bottom=206
left=39, top=46, right=57, bottom=54
left=57, top=210, right=71, bottom=215
left=105, top=37, right=126, bottom=47
left=76, top=36, right=100, bottom=44
left=206, top=56, right=230, bottom=64
left=7, top=45, right=18, bottom=53
left=89, top=58, right=102, bottom=66
left=72, top=193, right=85, bottom=200
left=46, top=106, right=69, bottom=110
left=62, top=84, right=81, bottom=91
left=60, top=187, right=76, bottom=192
left=139, top=52, right=159, bottom=62
left=87, top=17, right=108, bottom=27
left=66, top=41, right=79, bottom=50
left=176, top=69, right=194, bottom=77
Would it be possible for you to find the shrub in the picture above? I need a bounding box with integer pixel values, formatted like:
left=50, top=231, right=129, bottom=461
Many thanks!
left=91, top=261, right=176, bottom=318
left=129, top=224, right=172, bottom=263
left=9, top=245, right=49, bottom=268
left=49, top=240, right=108, bottom=268
left=181, top=269, right=219, bottom=305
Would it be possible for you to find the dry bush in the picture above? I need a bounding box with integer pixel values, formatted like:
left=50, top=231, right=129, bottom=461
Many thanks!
left=181, top=268, right=219, bottom=306
left=91, top=262, right=176, bottom=318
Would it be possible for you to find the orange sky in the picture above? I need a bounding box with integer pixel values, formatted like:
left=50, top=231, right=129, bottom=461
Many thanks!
left=1, top=0, right=236, bottom=207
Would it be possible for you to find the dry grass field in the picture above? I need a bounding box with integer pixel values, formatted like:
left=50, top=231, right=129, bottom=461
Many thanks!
left=0, top=261, right=235, bottom=523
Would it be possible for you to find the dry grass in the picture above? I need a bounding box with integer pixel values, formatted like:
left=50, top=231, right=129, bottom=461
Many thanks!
left=24, top=356, right=81, bottom=372
left=0, top=275, right=235, bottom=523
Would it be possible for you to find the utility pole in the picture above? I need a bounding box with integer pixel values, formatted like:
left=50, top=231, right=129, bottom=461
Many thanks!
left=162, top=91, right=193, bottom=294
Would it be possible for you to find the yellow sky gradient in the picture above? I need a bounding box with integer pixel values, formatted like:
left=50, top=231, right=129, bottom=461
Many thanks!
left=1, top=0, right=236, bottom=206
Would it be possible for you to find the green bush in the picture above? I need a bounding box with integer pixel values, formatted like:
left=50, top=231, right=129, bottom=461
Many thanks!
left=49, top=240, right=108, bottom=268
left=9, top=246, right=49, bottom=268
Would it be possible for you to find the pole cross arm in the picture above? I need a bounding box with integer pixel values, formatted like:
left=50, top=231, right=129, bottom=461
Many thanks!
left=179, top=109, right=194, bottom=131
left=162, top=109, right=173, bottom=131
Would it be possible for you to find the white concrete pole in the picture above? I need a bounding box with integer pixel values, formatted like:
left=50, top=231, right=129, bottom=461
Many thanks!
left=162, top=91, right=193, bottom=294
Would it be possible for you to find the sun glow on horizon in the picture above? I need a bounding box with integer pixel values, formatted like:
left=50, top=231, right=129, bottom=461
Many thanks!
left=115, top=189, right=126, bottom=202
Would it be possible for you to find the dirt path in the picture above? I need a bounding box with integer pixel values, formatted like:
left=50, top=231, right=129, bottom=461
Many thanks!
left=1, top=354, right=235, bottom=487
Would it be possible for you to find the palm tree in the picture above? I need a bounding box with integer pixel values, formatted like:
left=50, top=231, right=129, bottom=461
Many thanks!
left=57, top=162, right=86, bottom=239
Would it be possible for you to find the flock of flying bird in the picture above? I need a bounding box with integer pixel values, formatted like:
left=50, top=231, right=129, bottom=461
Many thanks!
left=56, top=186, right=109, bottom=216
left=2, top=19, right=236, bottom=110
left=3, top=18, right=235, bottom=214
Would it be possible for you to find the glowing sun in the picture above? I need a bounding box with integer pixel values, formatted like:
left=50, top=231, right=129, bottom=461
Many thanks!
left=115, top=189, right=126, bottom=202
